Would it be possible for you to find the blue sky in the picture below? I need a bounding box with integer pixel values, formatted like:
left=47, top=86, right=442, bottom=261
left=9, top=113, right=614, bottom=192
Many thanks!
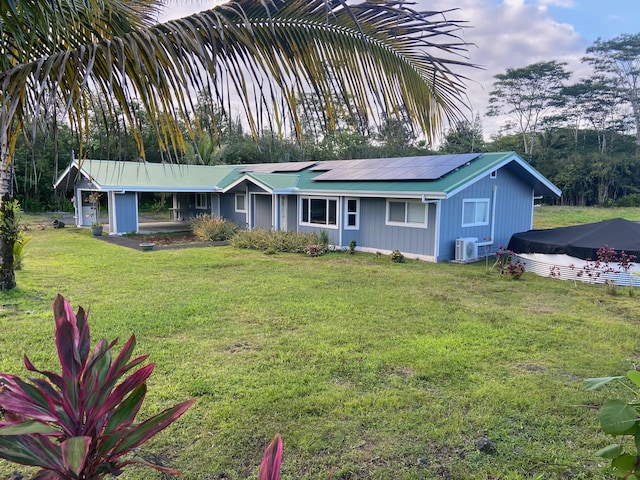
left=544, top=0, right=638, bottom=43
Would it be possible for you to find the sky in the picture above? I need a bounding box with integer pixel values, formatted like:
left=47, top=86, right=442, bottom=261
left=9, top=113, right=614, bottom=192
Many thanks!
left=160, top=0, right=639, bottom=141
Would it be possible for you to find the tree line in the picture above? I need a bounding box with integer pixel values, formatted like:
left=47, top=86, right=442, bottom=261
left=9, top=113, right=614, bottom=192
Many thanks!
left=12, top=33, right=640, bottom=211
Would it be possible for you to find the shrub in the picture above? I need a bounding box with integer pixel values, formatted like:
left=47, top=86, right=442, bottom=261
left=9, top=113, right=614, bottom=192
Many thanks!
left=305, top=244, right=325, bottom=257
left=584, top=372, right=640, bottom=479
left=0, top=294, right=195, bottom=479
left=349, top=240, right=357, bottom=255
left=493, top=247, right=525, bottom=279
left=232, top=229, right=323, bottom=254
left=390, top=250, right=405, bottom=263
left=190, top=214, right=237, bottom=241
left=613, top=193, right=640, bottom=207
left=319, top=230, right=329, bottom=248
left=13, top=233, right=31, bottom=270
left=568, top=245, right=637, bottom=288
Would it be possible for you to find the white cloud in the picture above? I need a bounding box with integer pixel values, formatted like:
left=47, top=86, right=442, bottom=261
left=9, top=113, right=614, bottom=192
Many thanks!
left=537, top=0, right=575, bottom=8
left=418, top=0, right=592, bottom=138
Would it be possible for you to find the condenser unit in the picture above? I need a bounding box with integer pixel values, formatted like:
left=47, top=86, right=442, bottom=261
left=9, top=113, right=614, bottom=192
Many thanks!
left=455, top=237, right=478, bottom=262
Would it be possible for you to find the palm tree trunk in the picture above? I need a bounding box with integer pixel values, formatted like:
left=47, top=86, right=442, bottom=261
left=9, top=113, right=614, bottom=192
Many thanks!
left=0, top=139, right=16, bottom=291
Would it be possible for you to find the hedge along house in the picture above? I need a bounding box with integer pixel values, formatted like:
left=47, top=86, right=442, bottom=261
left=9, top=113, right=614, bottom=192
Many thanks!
left=54, top=152, right=560, bottom=262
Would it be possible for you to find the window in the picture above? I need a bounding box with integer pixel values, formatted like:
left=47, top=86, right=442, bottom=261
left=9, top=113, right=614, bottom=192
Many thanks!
left=195, top=193, right=207, bottom=209
left=345, top=198, right=359, bottom=229
left=490, top=170, right=497, bottom=178
left=301, top=197, right=338, bottom=227
left=462, top=199, right=490, bottom=226
left=386, top=200, right=427, bottom=227
left=235, top=193, right=246, bottom=212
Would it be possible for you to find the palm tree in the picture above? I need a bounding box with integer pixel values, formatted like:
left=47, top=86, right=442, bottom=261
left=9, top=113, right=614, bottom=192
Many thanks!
left=0, top=0, right=476, bottom=289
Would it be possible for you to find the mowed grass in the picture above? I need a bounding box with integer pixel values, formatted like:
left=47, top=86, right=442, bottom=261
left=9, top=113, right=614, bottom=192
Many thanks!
left=1, top=207, right=639, bottom=479
left=533, top=205, right=640, bottom=229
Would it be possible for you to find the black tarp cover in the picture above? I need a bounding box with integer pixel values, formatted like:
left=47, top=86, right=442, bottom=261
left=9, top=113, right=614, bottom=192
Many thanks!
left=507, top=218, right=640, bottom=260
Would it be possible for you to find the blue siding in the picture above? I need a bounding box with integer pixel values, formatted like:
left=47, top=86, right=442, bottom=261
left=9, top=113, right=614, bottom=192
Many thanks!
left=437, top=168, right=534, bottom=261
left=294, top=196, right=436, bottom=257
left=220, top=190, right=248, bottom=228
left=112, top=192, right=138, bottom=234
left=358, top=198, right=437, bottom=258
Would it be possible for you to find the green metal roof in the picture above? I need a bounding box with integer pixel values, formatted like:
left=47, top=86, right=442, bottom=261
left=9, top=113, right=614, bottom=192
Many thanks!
left=216, top=172, right=301, bottom=192
left=246, top=173, right=301, bottom=191
left=54, top=153, right=560, bottom=198
left=55, top=160, right=239, bottom=192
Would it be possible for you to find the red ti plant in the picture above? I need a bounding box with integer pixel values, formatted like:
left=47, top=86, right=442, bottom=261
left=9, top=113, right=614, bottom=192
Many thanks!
left=0, top=294, right=195, bottom=479
left=258, top=433, right=283, bottom=480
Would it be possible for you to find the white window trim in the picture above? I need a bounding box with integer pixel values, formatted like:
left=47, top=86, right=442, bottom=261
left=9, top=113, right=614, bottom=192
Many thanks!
left=235, top=192, right=247, bottom=213
left=299, top=196, right=339, bottom=229
left=344, top=197, right=360, bottom=230
left=490, top=170, right=497, bottom=179
left=195, top=193, right=207, bottom=210
left=462, top=198, right=490, bottom=227
left=385, top=199, right=428, bottom=228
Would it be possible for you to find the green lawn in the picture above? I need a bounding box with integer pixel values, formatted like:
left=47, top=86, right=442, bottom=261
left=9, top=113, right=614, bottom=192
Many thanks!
left=533, top=205, right=640, bottom=229
left=2, top=207, right=640, bottom=479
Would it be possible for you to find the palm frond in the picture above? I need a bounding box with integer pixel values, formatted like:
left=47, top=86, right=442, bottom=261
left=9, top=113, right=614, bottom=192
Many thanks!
left=0, top=0, right=478, bottom=164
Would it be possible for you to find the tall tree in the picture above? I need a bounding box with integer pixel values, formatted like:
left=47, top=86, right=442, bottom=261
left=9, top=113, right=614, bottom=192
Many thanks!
left=0, top=0, right=477, bottom=289
left=560, top=76, right=624, bottom=153
left=584, top=33, right=640, bottom=147
left=487, top=60, right=570, bottom=156
left=439, top=114, right=485, bottom=153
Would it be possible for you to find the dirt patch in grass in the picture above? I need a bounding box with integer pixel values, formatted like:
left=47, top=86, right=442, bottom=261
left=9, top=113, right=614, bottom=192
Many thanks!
left=125, top=232, right=201, bottom=246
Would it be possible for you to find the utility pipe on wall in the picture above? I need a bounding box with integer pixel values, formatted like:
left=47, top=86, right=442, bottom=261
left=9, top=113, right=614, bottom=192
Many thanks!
left=477, top=184, right=497, bottom=247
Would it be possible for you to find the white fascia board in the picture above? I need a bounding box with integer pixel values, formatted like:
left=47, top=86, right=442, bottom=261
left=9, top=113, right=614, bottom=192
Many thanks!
left=273, top=188, right=298, bottom=194
left=53, top=163, right=75, bottom=189
left=54, top=161, right=97, bottom=189
left=221, top=175, right=273, bottom=194
left=98, top=186, right=217, bottom=193
left=445, top=153, right=561, bottom=199
left=422, top=192, right=447, bottom=201
left=514, top=158, right=562, bottom=197
left=294, top=188, right=442, bottom=199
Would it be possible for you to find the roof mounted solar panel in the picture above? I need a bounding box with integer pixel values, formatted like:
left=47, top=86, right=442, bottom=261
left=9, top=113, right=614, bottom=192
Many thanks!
left=312, top=153, right=482, bottom=181
left=241, top=161, right=316, bottom=173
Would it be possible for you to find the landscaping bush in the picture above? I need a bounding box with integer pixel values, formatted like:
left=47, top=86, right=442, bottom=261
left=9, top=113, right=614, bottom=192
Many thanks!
left=231, top=229, right=323, bottom=253
left=190, top=214, right=237, bottom=241
left=0, top=294, right=195, bottom=479
left=390, top=249, right=405, bottom=263
left=613, top=193, right=640, bottom=207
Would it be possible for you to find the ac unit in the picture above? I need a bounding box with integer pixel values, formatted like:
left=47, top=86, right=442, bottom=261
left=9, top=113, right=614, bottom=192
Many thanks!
left=455, top=237, right=478, bottom=262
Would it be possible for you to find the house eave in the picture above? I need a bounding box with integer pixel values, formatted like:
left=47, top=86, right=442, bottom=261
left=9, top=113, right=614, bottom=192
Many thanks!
left=294, top=188, right=440, bottom=199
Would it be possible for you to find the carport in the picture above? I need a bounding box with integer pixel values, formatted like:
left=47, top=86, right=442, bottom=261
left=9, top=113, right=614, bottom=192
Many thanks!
left=54, top=159, right=239, bottom=235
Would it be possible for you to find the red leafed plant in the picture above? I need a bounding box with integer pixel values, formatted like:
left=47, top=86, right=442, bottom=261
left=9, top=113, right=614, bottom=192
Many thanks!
left=0, top=294, right=195, bottom=479
left=258, top=433, right=283, bottom=480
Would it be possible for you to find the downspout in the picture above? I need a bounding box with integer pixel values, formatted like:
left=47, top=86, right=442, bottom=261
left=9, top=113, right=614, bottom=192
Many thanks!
left=273, top=193, right=278, bottom=230
left=338, top=197, right=343, bottom=248
left=532, top=193, right=543, bottom=229
left=478, top=185, right=497, bottom=248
